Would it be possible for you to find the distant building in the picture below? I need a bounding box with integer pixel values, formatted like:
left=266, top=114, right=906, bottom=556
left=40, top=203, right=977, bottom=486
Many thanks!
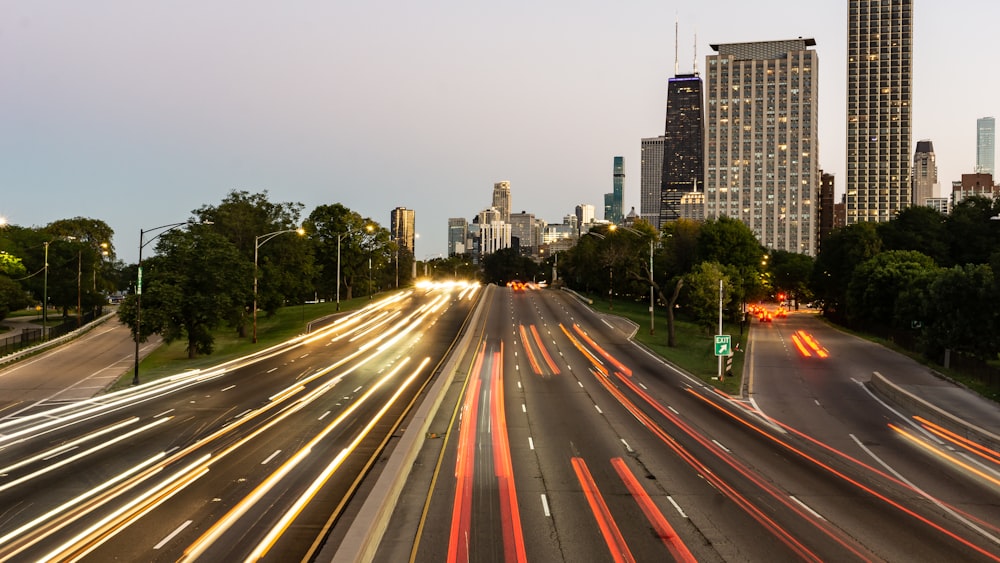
left=390, top=207, right=415, bottom=255
left=925, top=197, right=951, bottom=215
left=953, top=173, right=1000, bottom=205
left=678, top=191, right=705, bottom=222
left=818, top=172, right=836, bottom=244
left=575, top=204, right=595, bottom=236
left=912, top=140, right=938, bottom=207
left=977, top=117, right=996, bottom=176
left=661, top=74, right=705, bottom=226
left=608, top=156, right=625, bottom=224
left=492, top=181, right=511, bottom=224
left=705, top=38, right=819, bottom=255
left=509, top=211, right=538, bottom=256
left=640, top=136, right=665, bottom=227
left=447, top=217, right=468, bottom=256
left=846, top=0, right=914, bottom=224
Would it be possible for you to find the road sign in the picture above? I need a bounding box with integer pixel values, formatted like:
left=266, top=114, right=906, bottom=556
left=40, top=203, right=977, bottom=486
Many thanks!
left=714, top=334, right=731, bottom=356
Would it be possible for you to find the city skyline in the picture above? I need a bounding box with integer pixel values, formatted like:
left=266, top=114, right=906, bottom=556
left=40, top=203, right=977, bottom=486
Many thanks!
left=2, top=2, right=998, bottom=262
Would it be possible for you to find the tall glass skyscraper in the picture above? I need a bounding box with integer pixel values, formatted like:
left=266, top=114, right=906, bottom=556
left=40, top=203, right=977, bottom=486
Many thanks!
left=846, top=0, right=913, bottom=224
left=660, top=74, right=704, bottom=225
left=607, top=156, right=624, bottom=225
left=977, top=117, right=995, bottom=176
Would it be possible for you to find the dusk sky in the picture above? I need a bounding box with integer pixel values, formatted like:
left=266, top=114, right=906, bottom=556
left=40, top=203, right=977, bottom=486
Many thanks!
left=2, top=1, right=997, bottom=263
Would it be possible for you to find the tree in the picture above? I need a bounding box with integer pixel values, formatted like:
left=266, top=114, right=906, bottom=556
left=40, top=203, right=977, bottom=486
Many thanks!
left=195, top=191, right=312, bottom=332
left=305, top=204, right=370, bottom=301
left=0, top=253, right=28, bottom=320
left=682, top=261, right=730, bottom=335
left=945, top=196, right=1000, bottom=267
left=877, top=206, right=948, bottom=265
left=481, top=247, right=539, bottom=285
left=118, top=226, right=250, bottom=358
left=846, top=250, right=938, bottom=332
left=920, top=264, right=999, bottom=362
left=811, top=222, right=882, bottom=318
left=768, top=250, right=815, bottom=306
left=698, top=217, right=764, bottom=315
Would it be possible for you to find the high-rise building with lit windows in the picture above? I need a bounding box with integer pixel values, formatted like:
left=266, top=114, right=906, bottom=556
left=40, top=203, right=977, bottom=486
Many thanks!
left=660, top=74, right=704, bottom=226
left=640, top=136, right=665, bottom=227
left=390, top=207, right=415, bottom=255
left=705, top=38, right=819, bottom=255
left=846, top=0, right=913, bottom=224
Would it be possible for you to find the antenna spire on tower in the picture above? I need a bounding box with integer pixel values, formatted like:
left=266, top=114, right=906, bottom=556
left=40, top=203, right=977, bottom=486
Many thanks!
left=693, top=29, right=698, bottom=75
left=674, top=15, right=679, bottom=76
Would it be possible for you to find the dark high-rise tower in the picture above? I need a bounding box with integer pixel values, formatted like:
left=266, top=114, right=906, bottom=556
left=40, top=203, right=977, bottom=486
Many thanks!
left=660, top=74, right=704, bottom=225
left=846, top=0, right=913, bottom=224
left=607, top=156, right=625, bottom=224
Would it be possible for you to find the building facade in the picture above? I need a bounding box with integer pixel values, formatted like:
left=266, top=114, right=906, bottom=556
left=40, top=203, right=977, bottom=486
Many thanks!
left=509, top=211, right=538, bottom=256
left=492, top=181, right=511, bottom=224
left=953, top=173, right=1000, bottom=205
left=607, top=156, right=625, bottom=225
left=977, top=117, right=995, bottom=176
left=447, top=217, right=468, bottom=256
left=705, top=39, right=819, bottom=255
left=640, top=136, right=665, bottom=228
left=661, top=74, right=705, bottom=226
left=911, top=140, right=937, bottom=207
left=818, top=172, right=836, bottom=246
left=846, top=0, right=913, bottom=224
left=390, top=207, right=415, bottom=255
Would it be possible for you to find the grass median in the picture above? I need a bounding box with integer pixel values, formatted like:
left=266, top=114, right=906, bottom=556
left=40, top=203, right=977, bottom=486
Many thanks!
left=577, top=292, right=748, bottom=396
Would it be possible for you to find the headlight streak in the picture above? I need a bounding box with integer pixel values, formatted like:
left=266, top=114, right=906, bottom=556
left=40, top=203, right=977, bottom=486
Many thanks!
left=890, top=423, right=1000, bottom=488
left=38, top=454, right=212, bottom=563
left=342, top=311, right=396, bottom=343
left=0, top=452, right=166, bottom=559
left=913, top=415, right=1000, bottom=466
left=182, top=357, right=419, bottom=561
left=1, top=288, right=449, bottom=558
left=0, top=416, right=172, bottom=495
left=0, top=417, right=139, bottom=476
left=687, top=391, right=1000, bottom=558
left=246, top=357, right=433, bottom=561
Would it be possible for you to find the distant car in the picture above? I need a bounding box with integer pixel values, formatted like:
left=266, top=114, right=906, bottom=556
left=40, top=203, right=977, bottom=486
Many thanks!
left=759, top=312, right=772, bottom=323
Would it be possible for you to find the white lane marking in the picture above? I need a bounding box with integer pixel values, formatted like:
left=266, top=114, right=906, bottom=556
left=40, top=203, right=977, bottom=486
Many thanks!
left=814, top=399, right=821, bottom=406
left=638, top=382, right=648, bottom=390
left=318, top=411, right=331, bottom=421
left=261, top=450, right=282, bottom=465
left=594, top=405, right=603, bottom=414
left=353, top=386, right=363, bottom=393
left=790, top=495, right=826, bottom=521
left=517, top=381, right=522, bottom=389
left=234, top=409, right=252, bottom=419
left=528, top=437, right=535, bottom=450
left=621, top=439, right=633, bottom=453
left=43, top=446, right=78, bottom=461
left=522, top=404, right=527, bottom=413
left=712, top=439, right=730, bottom=453
left=299, top=353, right=310, bottom=359
left=667, top=496, right=688, bottom=518
left=852, top=378, right=943, bottom=444
left=578, top=381, right=584, bottom=388
left=668, top=406, right=679, bottom=415
left=221, top=385, right=236, bottom=392
left=266, top=368, right=278, bottom=374
left=540, top=494, right=551, bottom=517
left=154, top=520, right=193, bottom=549
left=153, top=409, right=174, bottom=419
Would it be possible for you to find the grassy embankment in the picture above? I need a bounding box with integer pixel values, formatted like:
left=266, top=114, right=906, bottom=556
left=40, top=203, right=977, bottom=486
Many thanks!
left=108, top=296, right=377, bottom=391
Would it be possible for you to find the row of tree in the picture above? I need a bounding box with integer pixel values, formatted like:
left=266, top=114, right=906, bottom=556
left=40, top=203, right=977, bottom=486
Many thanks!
left=0, top=218, right=120, bottom=322
left=556, top=196, right=1000, bottom=365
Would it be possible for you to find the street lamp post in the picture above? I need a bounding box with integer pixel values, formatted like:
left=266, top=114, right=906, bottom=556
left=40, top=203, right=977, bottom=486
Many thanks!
left=365, top=224, right=375, bottom=299
left=253, top=227, right=305, bottom=343
left=134, top=221, right=204, bottom=386
left=42, top=241, right=49, bottom=337
left=336, top=231, right=349, bottom=311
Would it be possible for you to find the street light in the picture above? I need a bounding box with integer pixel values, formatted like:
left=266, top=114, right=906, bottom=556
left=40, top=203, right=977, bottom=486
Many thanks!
left=365, top=224, right=375, bottom=299
left=134, top=221, right=209, bottom=386
left=335, top=229, right=352, bottom=312
left=615, top=225, right=656, bottom=335
left=42, top=235, right=77, bottom=339
left=253, top=227, right=305, bottom=343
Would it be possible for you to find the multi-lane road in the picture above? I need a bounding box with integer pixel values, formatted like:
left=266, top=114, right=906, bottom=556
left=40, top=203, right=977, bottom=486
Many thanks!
left=375, top=284, right=1000, bottom=562
left=1, top=281, right=998, bottom=562
left=0, top=282, right=478, bottom=561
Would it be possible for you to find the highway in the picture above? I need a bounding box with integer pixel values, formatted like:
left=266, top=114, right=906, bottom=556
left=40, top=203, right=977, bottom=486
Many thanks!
left=0, top=281, right=478, bottom=561
left=379, top=285, right=1000, bottom=562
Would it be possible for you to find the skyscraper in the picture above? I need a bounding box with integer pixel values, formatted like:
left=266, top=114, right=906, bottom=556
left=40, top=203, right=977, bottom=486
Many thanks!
left=390, top=207, right=415, bottom=255
left=911, top=140, right=937, bottom=207
left=977, top=117, right=995, bottom=176
left=846, top=0, right=913, bottom=224
left=492, top=181, right=511, bottom=224
left=660, top=74, right=705, bottom=225
left=640, top=137, right=665, bottom=227
left=609, top=156, right=625, bottom=225
left=705, top=39, right=819, bottom=255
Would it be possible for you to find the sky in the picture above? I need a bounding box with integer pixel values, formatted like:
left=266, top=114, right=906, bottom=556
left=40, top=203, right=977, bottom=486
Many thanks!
left=2, top=1, right=998, bottom=263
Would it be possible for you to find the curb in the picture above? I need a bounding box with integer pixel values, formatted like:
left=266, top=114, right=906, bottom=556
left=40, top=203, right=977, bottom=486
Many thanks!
left=867, top=371, right=1000, bottom=452
left=0, top=311, right=118, bottom=368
